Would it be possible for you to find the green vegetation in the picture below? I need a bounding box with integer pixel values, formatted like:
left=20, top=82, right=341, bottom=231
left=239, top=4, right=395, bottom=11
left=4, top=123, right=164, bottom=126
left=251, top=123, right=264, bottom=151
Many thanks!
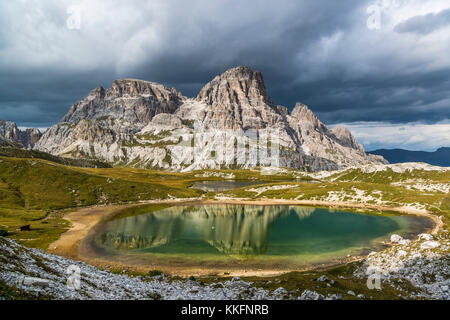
left=216, top=171, right=449, bottom=231
left=0, top=155, right=448, bottom=300
left=0, top=148, right=448, bottom=255
left=0, top=146, right=112, bottom=168
left=147, top=270, right=164, bottom=277
left=0, top=156, right=201, bottom=248
left=122, top=130, right=182, bottom=150
left=110, top=203, right=175, bottom=221
left=136, top=130, right=172, bottom=141
left=181, top=119, right=195, bottom=128
left=330, top=167, right=450, bottom=184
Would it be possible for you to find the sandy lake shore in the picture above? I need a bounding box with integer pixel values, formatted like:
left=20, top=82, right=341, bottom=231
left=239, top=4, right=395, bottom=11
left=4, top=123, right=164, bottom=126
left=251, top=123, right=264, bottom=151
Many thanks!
left=47, top=198, right=442, bottom=277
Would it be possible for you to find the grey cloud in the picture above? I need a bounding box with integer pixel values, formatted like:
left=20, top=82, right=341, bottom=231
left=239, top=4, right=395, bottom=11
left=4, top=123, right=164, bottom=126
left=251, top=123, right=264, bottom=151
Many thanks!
left=0, top=0, right=449, bottom=134
left=394, top=8, right=450, bottom=35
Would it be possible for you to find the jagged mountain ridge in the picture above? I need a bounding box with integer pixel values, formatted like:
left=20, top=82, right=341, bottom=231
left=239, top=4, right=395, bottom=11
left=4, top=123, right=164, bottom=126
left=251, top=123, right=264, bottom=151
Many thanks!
left=35, top=66, right=386, bottom=171
left=0, top=119, right=42, bottom=149
left=61, top=80, right=185, bottom=133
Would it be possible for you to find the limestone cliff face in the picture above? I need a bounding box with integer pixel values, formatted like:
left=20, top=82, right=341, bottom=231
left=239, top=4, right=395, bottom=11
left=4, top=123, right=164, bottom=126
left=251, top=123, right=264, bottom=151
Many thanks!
left=34, top=66, right=387, bottom=171
left=0, top=120, right=19, bottom=142
left=332, top=125, right=364, bottom=152
left=0, top=119, right=42, bottom=148
left=285, top=103, right=384, bottom=167
left=196, top=66, right=282, bottom=130
left=60, top=79, right=185, bottom=133
left=36, top=79, right=186, bottom=159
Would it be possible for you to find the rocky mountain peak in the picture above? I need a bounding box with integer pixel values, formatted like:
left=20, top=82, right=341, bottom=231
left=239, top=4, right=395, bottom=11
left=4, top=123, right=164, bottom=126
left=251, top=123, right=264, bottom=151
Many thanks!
left=0, top=119, right=19, bottom=141
left=34, top=66, right=388, bottom=170
left=0, top=119, right=42, bottom=148
left=196, top=66, right=273, bottom=107
left=72, top=119, right=115, bottom=143
left=291, top=103, right=317, bottom=121
left=290, top=102, right=328, bottom=132
left=90, top=86, right=106, bottom=99
left=60, top=79, right=185, bottom=132
left=19, top=128, right=42, bottom=149
left=110, top=79, right=185, bottom=101
left=332, top=125, right=364, bottom=152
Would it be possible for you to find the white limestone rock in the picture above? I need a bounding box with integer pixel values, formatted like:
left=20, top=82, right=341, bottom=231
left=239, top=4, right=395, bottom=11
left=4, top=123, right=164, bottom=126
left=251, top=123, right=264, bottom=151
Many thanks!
left=0, top=119, right=42, bottom=148
left=418, top=234, right=434, bottom=241
left=34, top=66, right=387, bottom=171
left=420, top=241, right=440, bottom=250
left=390, top=234, right=404, bottom=243
left=298, top=290, right=325, bottom=300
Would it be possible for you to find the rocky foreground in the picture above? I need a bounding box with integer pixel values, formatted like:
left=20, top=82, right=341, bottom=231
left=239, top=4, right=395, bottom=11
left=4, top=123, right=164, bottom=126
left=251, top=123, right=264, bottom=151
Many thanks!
left=354, top=233, right=449, bottom=300
left=1, top=232, right=448, bottom=300
left=0, top=237, right=296, bottom=300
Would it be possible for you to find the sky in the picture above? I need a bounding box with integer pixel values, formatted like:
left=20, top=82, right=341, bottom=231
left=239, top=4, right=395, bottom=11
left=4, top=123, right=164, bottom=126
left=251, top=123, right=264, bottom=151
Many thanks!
left=0, top=0, right=449, bottom=151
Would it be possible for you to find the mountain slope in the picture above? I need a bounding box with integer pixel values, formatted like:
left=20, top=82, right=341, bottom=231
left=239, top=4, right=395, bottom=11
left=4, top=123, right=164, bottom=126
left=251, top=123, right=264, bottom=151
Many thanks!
left=369, top=148, right=450, bottom=167
left=35, top=66, right=386, bottom=171
left=0, top=145, right=111, bottom=168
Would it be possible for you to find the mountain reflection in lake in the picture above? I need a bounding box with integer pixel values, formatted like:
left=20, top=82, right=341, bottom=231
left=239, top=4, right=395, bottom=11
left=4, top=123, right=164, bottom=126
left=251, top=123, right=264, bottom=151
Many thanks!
left=98, top=205, right=431, bottom=260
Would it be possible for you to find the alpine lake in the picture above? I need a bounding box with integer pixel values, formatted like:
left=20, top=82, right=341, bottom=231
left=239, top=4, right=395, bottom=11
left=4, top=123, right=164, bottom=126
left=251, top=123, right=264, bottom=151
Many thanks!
left=84, top=203, right=433, bottom=274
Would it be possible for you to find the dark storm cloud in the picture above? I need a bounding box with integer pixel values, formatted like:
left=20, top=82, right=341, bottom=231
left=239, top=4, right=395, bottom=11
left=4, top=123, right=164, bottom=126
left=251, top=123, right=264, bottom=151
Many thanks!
left=0, top=0, right=449, bottom=131
left=394, top=8, right=450, bottom=34
left=295, top=67, right=450, bottom=124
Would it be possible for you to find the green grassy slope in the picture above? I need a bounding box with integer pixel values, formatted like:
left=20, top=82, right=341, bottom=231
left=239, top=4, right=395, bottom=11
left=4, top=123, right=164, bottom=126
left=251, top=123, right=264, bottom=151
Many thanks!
left=329, top=167, right=450, bottom=184
left=215, top=168, right=450, bottom=231
left=1, top=157, right=448, bottom=248
left=0, top=146, right=112, bottom=168
left=0, top=156, right=202, bottom=248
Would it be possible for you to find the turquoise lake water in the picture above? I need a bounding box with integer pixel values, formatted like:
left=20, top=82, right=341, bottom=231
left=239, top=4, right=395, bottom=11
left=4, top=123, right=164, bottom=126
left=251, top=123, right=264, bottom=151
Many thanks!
left=94, top=204, right=432, bottom=270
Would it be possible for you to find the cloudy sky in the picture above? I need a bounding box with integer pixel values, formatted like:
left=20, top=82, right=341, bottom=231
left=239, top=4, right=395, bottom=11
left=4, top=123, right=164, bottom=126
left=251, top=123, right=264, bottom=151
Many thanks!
left=0, top=0, right=449, bottom=151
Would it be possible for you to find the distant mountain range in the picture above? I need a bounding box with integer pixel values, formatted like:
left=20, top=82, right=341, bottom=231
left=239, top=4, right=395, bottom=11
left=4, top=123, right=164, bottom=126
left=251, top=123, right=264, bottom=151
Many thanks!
left=0, top=119, right=41, bottom=149
left=369, top=147, right=450, bottom=167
